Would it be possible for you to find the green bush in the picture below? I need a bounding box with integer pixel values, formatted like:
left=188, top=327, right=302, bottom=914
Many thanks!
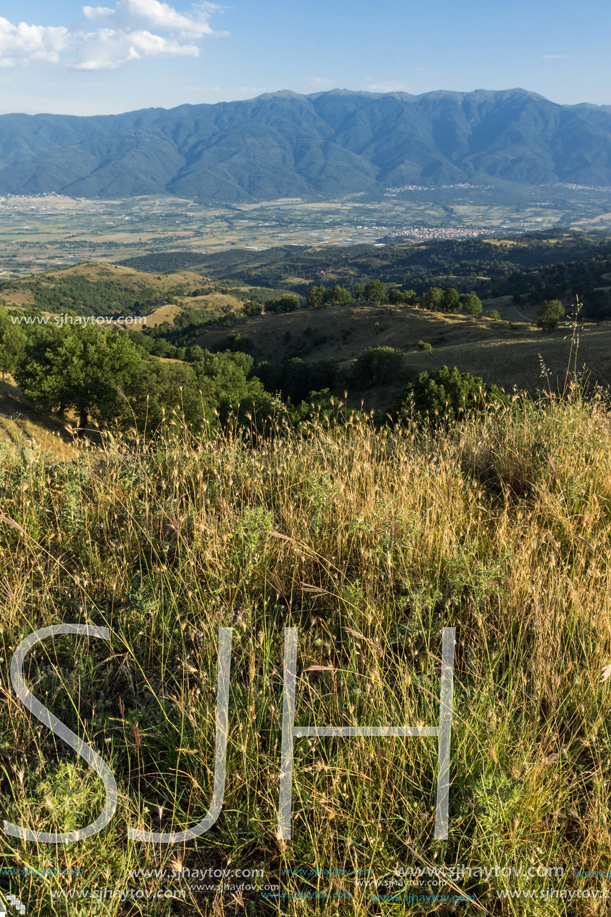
left=350, top=346, right=401, bottom=386
left=397, top=365, right=506, bottom=427
left=417, top=340, right=433, bottom=352
left=538, top=299, right=565, bottom=332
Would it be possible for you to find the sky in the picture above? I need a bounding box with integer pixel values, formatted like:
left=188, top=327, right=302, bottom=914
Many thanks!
left=0, top=0, right=608, bottom=116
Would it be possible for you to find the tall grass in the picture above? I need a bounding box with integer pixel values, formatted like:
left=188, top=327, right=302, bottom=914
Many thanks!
left=0, top=392, right=610, bottom=915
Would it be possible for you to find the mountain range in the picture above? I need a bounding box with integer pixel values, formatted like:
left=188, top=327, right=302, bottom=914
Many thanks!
left=2, top=88, right=611, bottom=202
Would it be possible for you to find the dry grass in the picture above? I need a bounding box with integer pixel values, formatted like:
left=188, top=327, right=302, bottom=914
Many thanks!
left=0, top=395, right=610, bottom=914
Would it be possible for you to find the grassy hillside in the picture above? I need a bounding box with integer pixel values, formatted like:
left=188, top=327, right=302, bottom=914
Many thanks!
left=0, top=396, right=610, bottom=914
left=0, top=262, right=255, bottom=325
left=193, top=302, right=611, bottom=403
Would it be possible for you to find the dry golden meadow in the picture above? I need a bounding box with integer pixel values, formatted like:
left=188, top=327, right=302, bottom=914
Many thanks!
left=0, top=384, right=611, bottom=915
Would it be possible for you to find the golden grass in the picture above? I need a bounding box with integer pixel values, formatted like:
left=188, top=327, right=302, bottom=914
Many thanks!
left=0, top=396, right=610, bottom=914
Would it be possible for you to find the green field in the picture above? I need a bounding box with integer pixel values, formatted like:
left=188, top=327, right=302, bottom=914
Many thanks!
left=4, top=184, right=611, bottom=276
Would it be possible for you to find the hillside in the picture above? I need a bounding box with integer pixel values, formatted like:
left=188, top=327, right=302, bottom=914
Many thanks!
left=5, top=89, right=611, bottom=201
left=2, top=396, right=611, bottom=915
left=0, top=261, right=255, bottom=322
left=190, top=302, right=611, bottom=403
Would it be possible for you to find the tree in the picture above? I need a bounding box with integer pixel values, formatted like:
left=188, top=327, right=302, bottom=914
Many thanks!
left=243, top=300, right=263, bottom=316
left=441, top=287, right=460, bottom=312
left=327, top=285, right=353, bottom=305
left=364, top=280, right=388, bottom=303
left=538, top=299, right=564, bottom=332
left=265, top=294, right=300, bottom=314
left=187, top=344, right=204, bottom=362
left=306, top=286, right=327, bottom=309
left=353, top=283, right=366, bottom=300
left=419, top=286, right=444, bottom=311
left=460, top=293, right=483, bottom=316
left=125, top=361, right=206, bottom=435
left=15, top=324, right=141, bottom=430
left=389, top=287, right=417, bottom=305
left=397, top=365, right=505, bottom=427
left=0, top=311, right=26, bottom=377
left=350, top=346, right=401, bottom=387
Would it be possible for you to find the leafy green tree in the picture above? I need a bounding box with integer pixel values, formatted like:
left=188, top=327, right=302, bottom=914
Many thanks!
left=15, top=324, right=141, bottom=430
left=243, top=300, right=263, bottom=316
left=350, top=346, right=401, bottom=386
left=327, top=285, right=353, bottom=305
left=419, top=286, right=444, bottom=311
left=388, top=287, right=418, bottom=305
left=461, top=293, right=483, bottom=315
left=538, top=299, right=564, bottom=332
left=441, top=287, right=460, bottom=312
left=397, top=365, right=505, bottom=427
left=265, top=294, right=300, bottom=314
left=364, top=280, right=388, bottom=303
left=484, top=309, right=501, bottom=320
left=353, top=283, right=366, bottom=301
left=187, top=344, right=204, bottom=362
left=125, top=361, right=206, bottom=435
left=0, top=310, right=26, bottom=377
left=306, top=286, right=327, bottom=309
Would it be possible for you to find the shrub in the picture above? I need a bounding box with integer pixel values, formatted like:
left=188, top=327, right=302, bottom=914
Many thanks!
left=417, top=340, right=433, bottom=352
left=461, top=293, right=483, bottom=316
left=484, top=310, right=501, bottom=320
left=397, top=365, right=506, bottom=427
left=350, top=346, right=401, bottom=386
left=538, top=299, right=565, bottom=332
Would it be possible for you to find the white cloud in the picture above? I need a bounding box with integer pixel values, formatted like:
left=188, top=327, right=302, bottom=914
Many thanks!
left=83, top=0, right=218, bottom=39
left=0, top=16, right=69, bottom=67
left=0, top=2, right=222, bottom=70
left=75, top=27, right=199, bottom=69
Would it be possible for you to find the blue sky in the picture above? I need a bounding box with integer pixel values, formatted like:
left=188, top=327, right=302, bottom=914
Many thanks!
left=0, top=0, right=607, bottom=115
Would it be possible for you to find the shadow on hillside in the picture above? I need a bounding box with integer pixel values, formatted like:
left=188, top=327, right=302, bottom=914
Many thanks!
left=0, top=378, right=85, bottom=450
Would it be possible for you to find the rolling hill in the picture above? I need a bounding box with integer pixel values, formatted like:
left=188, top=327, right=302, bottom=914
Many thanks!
left=3, top=89, right=611, bottom=201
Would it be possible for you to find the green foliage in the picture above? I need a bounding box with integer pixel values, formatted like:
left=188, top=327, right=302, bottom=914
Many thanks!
left=326, top=284, right=353, bottom=304
left=419, top=286, right=444, bottom=311
left=397, top=365, right=506, bottom=427
left=264, top=294, right=300, bottom=314
left=364, top=279, right=388, bottom=303
left=417, top=340, right=433, bottom=351
left=351, top=346, right=401, bottom=386
left=243, top=300, right=263, bottom=316
left=461, top=292, right=483, bottom=315
left=389, top=287, right=417, bottom=304
left=14, top=324, right=142, bottom=428
left=254, top=358, right=338, bottom=404
left=484, top=309, right=501, bottom=320
left=187, top=344, right=204, bottom=362
left=211, top=333, right=253, bottom=354
left=0, top=309, right=26, bottom=376
left=306, top=285, right=327, bottom=308
left=18, top=274, right=160, bottom=317
left=122, top=359, right=207, bottom=434
left=538, top=299, right=565, bottom=332
left=441, top=287, right=461, bottom=312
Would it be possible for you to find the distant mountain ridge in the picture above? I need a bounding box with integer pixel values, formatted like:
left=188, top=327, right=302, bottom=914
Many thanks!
left=2, top=88, right=611, bottom=201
